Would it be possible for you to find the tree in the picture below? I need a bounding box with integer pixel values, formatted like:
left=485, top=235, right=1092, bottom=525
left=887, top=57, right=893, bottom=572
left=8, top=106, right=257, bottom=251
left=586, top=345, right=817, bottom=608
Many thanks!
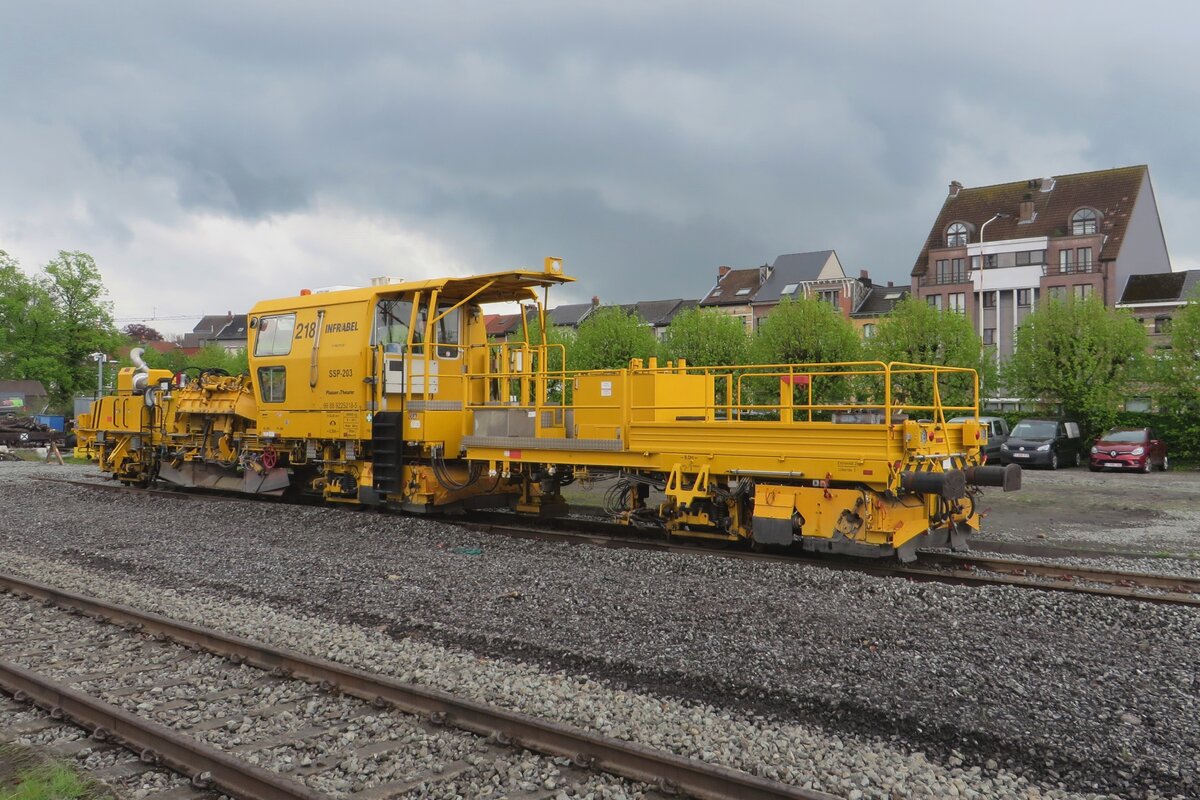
left=660, top=307, right=749, bottom=366
left=1003, top=296, right=1148, bottom=437
left=868, top=297, right=989, bottom=412
left=750, top=297, right=862, bottom=365
left=123, top=323, right=164, bottom=342
left=569, top=306, right=658, bottom=371
left=1160, top=291, right=1200, bottom=417
left=748, top=297, right=862, bottom=410
left=0, top=250, right=123, bottom=408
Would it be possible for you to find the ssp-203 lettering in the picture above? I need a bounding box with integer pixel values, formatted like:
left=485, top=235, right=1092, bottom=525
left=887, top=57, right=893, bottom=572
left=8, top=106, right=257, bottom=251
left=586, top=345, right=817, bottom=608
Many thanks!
left=327, top=368, right=354, bottom=379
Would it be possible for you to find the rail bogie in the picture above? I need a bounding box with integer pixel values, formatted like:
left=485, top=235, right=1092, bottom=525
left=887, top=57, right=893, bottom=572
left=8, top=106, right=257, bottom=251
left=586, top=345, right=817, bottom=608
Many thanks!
left=77, top=258, right=1018, bottom=560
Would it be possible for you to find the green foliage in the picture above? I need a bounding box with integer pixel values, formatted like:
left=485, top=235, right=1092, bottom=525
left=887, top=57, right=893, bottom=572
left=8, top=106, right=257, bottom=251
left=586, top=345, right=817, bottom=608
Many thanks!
left=1159, top=291, right=1200, bottom=418
left=660, top=307, right=749, bottom=366
left=868, top=297, right=988, bottom=412
left=750, top=297, right=862, bottom=365
left=0, top=250, right=123, bottom=408
left=748, top=297, right=862, bottom=410
left=1003, top=297, right=1148, bottom=438
left=569, top=306, right=658, bottom=371
left=138, top=344, right=248, bottom=377
left=2, top=760, right=91, bottom=800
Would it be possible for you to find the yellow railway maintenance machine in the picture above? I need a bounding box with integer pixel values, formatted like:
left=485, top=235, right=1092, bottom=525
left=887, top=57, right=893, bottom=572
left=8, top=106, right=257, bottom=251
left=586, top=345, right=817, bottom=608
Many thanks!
left=77, top=257, right=1019, bottom=561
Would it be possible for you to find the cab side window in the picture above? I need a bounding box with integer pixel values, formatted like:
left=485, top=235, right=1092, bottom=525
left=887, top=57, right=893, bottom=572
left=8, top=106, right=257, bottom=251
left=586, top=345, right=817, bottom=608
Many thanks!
left=258, top=366, right=286, bottom=402
left=255, top=314, right=296, bottom=357
left=373, top=299, right=412, bottom=352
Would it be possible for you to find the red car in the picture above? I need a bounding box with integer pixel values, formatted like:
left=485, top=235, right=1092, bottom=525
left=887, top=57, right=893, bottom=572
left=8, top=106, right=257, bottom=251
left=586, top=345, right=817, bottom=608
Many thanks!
left=1089, top=427, right=1168, bottom=473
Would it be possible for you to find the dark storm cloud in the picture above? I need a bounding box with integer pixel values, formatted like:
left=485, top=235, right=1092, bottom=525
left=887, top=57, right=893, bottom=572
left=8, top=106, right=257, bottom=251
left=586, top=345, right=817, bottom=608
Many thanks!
left=2, top=1, right=1198, bottom=310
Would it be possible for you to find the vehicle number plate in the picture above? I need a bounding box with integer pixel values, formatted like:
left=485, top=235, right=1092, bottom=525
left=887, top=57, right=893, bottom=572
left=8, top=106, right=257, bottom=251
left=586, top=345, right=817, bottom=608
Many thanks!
left=1013, top=453, right=1029, bottom=458
left=1105, top=462, right=1122, bottom=467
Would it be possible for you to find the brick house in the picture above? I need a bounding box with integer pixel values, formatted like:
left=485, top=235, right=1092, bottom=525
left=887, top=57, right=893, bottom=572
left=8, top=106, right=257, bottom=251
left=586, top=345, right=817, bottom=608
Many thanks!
left=1116, top=269, right=1200, bottom=352
left=911, top=166, right=1171, bottom=361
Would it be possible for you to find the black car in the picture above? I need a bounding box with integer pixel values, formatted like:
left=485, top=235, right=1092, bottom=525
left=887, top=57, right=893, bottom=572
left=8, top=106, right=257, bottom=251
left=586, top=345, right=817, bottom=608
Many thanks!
left=999, top=418, right=1083, bottom=470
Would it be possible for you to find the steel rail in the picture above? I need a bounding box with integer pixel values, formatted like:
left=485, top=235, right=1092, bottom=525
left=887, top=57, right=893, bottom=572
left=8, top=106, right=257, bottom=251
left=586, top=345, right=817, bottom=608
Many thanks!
left=458, top=517, right=1200, bottom=607
left=0, top=572, right=834, bottom=800
left=0, top=660, right=324, bottom=800
left=27, top=478, right=1200, bottom=606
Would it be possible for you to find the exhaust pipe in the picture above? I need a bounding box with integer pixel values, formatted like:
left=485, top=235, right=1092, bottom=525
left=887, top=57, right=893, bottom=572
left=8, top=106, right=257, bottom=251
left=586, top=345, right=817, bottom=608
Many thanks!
left=130, top=347, right=150, bottom=391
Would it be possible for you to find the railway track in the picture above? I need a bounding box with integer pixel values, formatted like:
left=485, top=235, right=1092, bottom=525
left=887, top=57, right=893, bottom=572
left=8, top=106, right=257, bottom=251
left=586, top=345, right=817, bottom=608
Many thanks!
left=457, top=514, right=1200, bottom=607
left=0, top=571, right=833, bottom=800
left=27, top=477, right=1200, bottom=608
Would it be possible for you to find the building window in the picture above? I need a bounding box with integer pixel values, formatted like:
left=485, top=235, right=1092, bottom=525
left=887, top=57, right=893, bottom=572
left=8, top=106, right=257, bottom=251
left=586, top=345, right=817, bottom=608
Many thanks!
left=948, top=292, right=966, bottom=314
left=983, top=254, right=997, bottom=269
left=938, top=259, right=966, bottom=283
left=983, top=328, right=996, bottom=345
left=258, top=366, right=286, bottom=403
left=781, top=283, right=799, bottom=296
left=1048, top=286, right=1067, bottom=301
left=817, top=289, right=840, bottom=305
left=862, top=323, right=876, bottom=338
left=1154, top=316, right=1171, bottom=334
left=946, top=222, right=969, bottom=247
left=1017, top=289, right=1032, bottom=307
left=1072, top=208, right=1098, bottom=235
left=735, top=287, right=752, bottom=296
left=1059, top=250, right=1072, bottom=274
left=1073, top=284, right=1093, bottom=300
left=1014, top=250, right=1046, bottom=267
left=982, top=291, right=997, bottom=308
left=1077, top=247, right=1092, bottom=270
left=927, top=294, right=942, bottom=310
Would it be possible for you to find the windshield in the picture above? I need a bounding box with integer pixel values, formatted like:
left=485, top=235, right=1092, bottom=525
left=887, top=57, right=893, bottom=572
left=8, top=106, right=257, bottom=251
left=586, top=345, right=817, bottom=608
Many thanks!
left=1101, top=429, right=1147, bottom=443
left=1012, top=421, right=1056, bottom=439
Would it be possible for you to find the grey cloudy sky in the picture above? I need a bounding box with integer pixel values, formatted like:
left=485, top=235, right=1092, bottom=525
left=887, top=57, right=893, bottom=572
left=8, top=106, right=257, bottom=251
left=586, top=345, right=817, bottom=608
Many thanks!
left=1, top=1, right=1197, bottom=334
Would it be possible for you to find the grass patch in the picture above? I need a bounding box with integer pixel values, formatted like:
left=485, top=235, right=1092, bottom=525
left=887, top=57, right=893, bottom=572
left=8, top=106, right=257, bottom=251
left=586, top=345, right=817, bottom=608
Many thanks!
left=0, top=744, right=108, bottom=800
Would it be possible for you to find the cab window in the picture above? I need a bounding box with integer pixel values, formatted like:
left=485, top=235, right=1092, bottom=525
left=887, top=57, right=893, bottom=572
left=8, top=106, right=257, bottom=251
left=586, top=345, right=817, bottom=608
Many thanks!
left=254, top=314, right=296, bottom=357
left=412, top=302, right=461, bottom=358
left=373, top=299, right=413, bottom=352
left=258, top=366, right=286, bottom=402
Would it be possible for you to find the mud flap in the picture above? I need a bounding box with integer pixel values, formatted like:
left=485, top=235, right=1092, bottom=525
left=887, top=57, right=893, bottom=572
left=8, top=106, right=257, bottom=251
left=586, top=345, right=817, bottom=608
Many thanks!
left=752, top=515, right=793, bottom=545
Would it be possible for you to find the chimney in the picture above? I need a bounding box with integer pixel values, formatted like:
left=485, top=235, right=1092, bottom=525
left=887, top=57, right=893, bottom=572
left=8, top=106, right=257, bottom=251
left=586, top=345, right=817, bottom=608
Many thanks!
left=887, top=281, right=894, bottom=288
left=949, top=180, right=963, bottom=197
left=226, top=310, right=233, bottom=320
left=718, top=265, right=732, bottom=279
left=1019, top=193, right=1036, bottom=223
left=591, top=295, right=600, bottom=307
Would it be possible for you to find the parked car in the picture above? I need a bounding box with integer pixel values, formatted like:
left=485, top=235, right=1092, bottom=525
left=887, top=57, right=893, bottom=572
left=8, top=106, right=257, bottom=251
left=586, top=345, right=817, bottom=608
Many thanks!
left=1000, top=418, right=1083, bottom=469
left=948, top=416, right=1010, bottom=464
left=1089, top=427, right=1168, bottom=473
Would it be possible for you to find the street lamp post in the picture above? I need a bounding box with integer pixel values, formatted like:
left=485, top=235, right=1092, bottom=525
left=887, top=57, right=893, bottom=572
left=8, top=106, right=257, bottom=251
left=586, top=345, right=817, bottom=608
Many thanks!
left=977, top=212, right=1010, bottom=350
left=89, top=352, right=113, bottom=399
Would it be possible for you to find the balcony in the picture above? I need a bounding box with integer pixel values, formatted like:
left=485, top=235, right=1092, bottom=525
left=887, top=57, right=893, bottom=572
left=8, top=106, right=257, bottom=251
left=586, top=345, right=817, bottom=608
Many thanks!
left=915, top=272, right=971, bottom=288
left=1043, top=261, right=1100, bottom=277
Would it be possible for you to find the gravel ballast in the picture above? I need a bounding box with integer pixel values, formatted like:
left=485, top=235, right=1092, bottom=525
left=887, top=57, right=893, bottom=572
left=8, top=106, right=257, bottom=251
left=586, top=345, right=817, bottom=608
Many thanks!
left=1, top=462, right=1197, bottom=798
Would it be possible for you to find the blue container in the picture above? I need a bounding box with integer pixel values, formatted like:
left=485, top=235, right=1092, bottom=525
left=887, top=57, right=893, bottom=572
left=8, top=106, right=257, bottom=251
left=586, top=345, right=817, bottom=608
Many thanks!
left=34, top=414, right=65, bottom=431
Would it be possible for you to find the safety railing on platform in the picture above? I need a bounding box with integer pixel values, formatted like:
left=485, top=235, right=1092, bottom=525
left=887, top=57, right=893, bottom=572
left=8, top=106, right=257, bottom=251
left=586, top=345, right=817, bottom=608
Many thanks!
left=463, top=355, right=980, bottom=437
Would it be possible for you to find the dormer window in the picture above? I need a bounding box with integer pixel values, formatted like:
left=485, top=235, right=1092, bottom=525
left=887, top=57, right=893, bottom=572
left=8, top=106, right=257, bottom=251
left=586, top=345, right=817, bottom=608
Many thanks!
left=1071, top=208, right=1098, bottom=235
left=946, top=222, right=969, bottom=247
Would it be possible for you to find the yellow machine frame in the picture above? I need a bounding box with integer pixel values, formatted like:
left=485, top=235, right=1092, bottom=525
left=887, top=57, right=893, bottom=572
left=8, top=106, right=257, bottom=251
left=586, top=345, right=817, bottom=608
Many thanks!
left=76, top=257, right=1019, bottom=560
